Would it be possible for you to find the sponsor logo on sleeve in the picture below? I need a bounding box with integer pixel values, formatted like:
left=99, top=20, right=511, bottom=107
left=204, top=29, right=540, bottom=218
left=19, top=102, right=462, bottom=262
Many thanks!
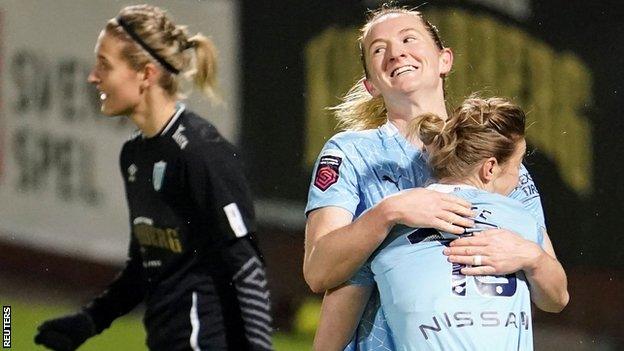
left=223, top=203, right=248, bottom=238
left=313, top=150, right=343, bottom=191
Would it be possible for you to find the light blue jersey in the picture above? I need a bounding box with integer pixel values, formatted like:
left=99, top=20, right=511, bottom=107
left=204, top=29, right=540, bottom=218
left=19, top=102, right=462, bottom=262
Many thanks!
left=372, top=184, right=543, bottom=351
left=306, top=122, right=546, bottom=351
left=306, top=121, right=427, bottom=351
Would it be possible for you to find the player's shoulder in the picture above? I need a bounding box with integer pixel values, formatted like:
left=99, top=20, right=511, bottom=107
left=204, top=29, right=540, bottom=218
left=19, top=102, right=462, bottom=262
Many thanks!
left=462, top=189, right=537, bottom=229
left=321, top=129, right=381, bottom=161
left=327, top=128, right=380, bottom=146
left=510, top=163, right=540, bottom=200
left=177, top=110, right=221, bottom=140
left=454, top=189, right=530, bottom=221
left=120, top=129, right=142, bottom=153
left=461, top=189, right=525, bottom=209
left=175, top=110, right=225, bottom=145
left=176, top=110, right=239, bottom=160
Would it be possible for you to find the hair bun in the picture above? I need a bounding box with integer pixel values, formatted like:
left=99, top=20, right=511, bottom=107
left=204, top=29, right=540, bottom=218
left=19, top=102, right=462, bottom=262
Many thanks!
left=408, top=112, right=446, bottom=146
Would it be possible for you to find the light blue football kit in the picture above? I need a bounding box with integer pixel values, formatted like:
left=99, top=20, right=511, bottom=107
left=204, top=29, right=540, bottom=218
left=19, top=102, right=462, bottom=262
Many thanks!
left=371, top=184, right=543, bottom=350
left=306, top=121, right=546, bottom=351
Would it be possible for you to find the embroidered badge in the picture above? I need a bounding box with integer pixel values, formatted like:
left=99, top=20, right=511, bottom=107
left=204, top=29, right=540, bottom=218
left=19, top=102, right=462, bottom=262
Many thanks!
left=127, top=164, right=138, bottom=182
left=314, top=152, right=343, bottom=191
left=152, top=161, right=167, bottom=191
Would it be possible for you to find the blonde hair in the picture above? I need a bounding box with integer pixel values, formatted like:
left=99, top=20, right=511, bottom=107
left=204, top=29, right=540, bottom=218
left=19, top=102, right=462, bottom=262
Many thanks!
left=332, top=5, right=445, bottom=131
left=106, top=4, right=219, bottom=102
left=409, top=96, right=526, bottom=180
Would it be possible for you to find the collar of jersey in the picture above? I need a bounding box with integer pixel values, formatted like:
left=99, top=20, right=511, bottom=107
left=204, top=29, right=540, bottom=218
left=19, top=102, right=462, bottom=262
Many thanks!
left=379, top=119, right=399, bottom=138
left=426, top=183, right=479, bottom=193
left=379, top=119, right=423, bottom=157
left=141, top=103, right=186, bottom=139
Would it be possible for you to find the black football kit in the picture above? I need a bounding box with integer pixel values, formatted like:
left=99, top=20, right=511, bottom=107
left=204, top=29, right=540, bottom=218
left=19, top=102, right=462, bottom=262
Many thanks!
left=83, top=105, right=273, bottom=350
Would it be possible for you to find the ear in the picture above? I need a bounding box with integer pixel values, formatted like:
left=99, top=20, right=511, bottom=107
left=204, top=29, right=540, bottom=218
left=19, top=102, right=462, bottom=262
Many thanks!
left=438, top=47, right=453, bottom=76
left=479, top=157, right=498, bottom=184
left=140, top=63, right=161, bottom=88
left=363, top=78, right=380, bottom=98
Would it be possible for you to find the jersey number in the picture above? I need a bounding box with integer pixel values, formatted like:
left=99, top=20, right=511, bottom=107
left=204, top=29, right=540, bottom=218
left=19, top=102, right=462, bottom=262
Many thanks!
left=450, top=258, right=517, bottom=297
left=407, top=227, right=518, bottom=297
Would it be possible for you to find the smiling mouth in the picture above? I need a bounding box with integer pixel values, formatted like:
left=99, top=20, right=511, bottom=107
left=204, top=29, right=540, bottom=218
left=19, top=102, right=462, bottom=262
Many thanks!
left=390, top=65, right=417, bottom=78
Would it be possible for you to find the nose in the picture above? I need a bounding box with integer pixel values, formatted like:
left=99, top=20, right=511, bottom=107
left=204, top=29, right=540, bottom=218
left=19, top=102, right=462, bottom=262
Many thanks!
left=387, top=43, right=407, bottom=62
left=87, top=68, right=99, bottom=84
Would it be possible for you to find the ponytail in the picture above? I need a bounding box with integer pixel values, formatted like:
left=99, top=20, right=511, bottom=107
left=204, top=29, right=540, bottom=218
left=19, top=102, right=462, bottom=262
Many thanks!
left=107, top=5, right=221, bottom=103
left=187, top=34, right=220, bottom=103
left=330, top=77, right=386, bottom=131
left=408, top=96, right=526, bottom=181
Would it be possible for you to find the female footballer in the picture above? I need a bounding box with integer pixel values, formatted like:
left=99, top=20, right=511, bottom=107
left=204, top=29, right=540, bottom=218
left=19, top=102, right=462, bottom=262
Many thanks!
left=34, top=5, right=272, bottom=351
left=304, top=6, right=568, bottom=350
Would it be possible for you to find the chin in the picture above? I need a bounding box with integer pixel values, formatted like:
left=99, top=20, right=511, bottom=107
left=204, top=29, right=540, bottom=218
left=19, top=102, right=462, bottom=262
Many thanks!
left=101, top=103, right=129, bottom=117
left=395, top=81, right=423, bottom=95
left=100, top=108, right=119, bottom=117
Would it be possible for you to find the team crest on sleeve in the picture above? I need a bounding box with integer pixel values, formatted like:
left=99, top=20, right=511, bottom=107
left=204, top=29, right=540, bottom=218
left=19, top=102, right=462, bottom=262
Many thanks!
left=314, top=149, right=344, bottom=191
left=152, top=161, right=167, bottom=191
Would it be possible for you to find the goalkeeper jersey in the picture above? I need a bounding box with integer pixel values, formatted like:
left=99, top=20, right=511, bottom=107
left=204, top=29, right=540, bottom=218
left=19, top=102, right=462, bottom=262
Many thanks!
left=85, top=104, right=273, bottom=350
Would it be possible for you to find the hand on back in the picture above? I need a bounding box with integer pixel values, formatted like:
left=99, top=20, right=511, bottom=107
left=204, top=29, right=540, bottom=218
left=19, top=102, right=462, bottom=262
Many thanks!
left=387, top=188, right=474, bottom=234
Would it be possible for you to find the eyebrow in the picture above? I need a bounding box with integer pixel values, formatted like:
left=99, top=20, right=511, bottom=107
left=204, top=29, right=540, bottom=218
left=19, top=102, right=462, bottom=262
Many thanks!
left=399, top=27, right=420, bottom=34
left=367, top=27, right=422, bottom=50
left=97, top=54, right=110, bottom=63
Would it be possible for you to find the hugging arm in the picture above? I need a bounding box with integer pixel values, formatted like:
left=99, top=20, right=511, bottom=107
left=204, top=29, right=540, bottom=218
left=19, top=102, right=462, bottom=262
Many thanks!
left=313, top=284, right=373, bottom=351
left=304, top=189, right=474, bottom=292
left=444, top=229, right=568, bottom=312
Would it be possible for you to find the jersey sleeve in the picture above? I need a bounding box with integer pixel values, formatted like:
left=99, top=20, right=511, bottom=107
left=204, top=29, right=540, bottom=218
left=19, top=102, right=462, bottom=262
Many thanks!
left=184, top=138, right=256, bottom=241
left=82, top=237, right=146, bottom=333
left=536, top=224, right=545, bottom=248
left=305, top=138, right=360, bottom=216
left=509, top=164, right=546, bottom=228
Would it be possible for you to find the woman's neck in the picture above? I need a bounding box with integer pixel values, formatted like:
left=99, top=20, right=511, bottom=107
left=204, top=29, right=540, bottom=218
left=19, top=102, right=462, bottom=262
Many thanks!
left=386, top=90, right=448, bottom=137
left=384, top=90, right=448, bottom=149
left=130, top=95, right=178, bottom=137
left=438, top=176, right=485, bottom=191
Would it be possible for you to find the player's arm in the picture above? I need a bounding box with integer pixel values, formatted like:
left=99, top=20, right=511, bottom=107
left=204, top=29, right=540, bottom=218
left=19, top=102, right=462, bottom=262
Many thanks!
left=510, top=165, right=568, bottom=312
left=35, top=239, right=146, bottom=350
left=185, top=137, right=273, bottom=350
left=313, top=284, right=373, bottom=351
left=80, top=240, right=146, bottom=329
left=304, top=205, right=388, bottom=293
left=81, top=238, right=146, bottom=329
left=304, top=189, right=474, bottom=293
left=524, top=229, right=569, bottom=313
left=185, top=135, right=256, bottom=242
left=444, top=229, right=569, bottom=312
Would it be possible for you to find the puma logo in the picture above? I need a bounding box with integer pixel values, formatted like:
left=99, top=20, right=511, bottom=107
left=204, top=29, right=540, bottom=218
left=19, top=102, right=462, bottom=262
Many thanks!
left=382, top=175, right=401, bottom=191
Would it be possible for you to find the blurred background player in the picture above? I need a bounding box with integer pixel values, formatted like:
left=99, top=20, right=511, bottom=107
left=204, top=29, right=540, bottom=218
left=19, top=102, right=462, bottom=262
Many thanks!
left=34, top=4, right=272, bottom=351
left=304, top=6, right=567, bottom=351
left=315, top=96, right=569, bottom=350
